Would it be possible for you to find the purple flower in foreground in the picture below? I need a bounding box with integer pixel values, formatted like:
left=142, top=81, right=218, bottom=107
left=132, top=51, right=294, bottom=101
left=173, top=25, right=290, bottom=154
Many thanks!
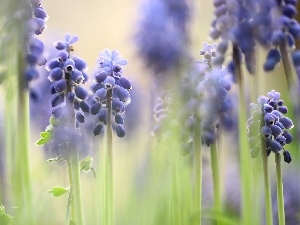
left=90, top=49, right=132, bottom=137
left=45, top=34, right=89, bottom=127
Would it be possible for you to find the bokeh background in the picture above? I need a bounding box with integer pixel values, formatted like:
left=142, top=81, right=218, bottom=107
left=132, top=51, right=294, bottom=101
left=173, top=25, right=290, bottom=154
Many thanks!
left=1, top=1, right=299, bottom=225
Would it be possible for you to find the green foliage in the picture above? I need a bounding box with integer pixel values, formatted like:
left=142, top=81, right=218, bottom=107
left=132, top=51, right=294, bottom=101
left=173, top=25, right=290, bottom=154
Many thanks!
left=36, top=116, right=57, bottom=145
left=69, top=220, right=76, bottom=225
left=47, top=186, right=69, bottom=197
left=0, top=206, right=13, bottom=225
left=80, top=156, right=93, bottom=171
left=80, top=156, right=96, bottom=178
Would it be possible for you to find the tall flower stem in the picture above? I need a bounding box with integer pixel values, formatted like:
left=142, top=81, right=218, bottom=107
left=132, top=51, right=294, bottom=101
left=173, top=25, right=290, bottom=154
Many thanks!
left=65, top=71, right=85, bottom=225
left=233, top=44, right=252, bottom=225
left=279, top=41, right=298, bottom=89
left=193, top=120, right=202, bottom=225
left=17, top=87, right=33, bottom=224
left=169, top=154, right=181, bottom=225
left=15, top=39, right=35, bottom=224
left=4, top=49, right=18, bottom=207
left=103, top=88, right=113, bottom=225
left=260, top=128, right=273, bottom=225
left=275, top=153, right=285, bottom=225
left=70, top=149, right=85, bottom=225
left=210, top=142, right=221, bottom=224
left=66, top=161, right=75, bottom=224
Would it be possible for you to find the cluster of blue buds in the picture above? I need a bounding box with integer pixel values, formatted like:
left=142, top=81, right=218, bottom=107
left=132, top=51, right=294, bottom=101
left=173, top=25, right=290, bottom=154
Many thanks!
left=211, top=0, right=276, bottom=75
left=196, top=44, right=234, bottom=146
left=135, top=0, right=190, bottom=74
left=153, top=43, right=235, bottom=151
left=90, top=49, right=132, bottom=137
left=264, top=0, right=300, bottom=71
left=45, top=34, right=89, bottom=127
left=25, top=0, right=48, bottom=83
left=247, top=90, right=293, bottom=163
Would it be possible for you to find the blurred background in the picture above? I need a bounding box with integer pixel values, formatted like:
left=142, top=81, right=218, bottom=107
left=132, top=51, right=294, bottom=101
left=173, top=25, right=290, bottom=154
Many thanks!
left=1, top=1, right=299, bottom=225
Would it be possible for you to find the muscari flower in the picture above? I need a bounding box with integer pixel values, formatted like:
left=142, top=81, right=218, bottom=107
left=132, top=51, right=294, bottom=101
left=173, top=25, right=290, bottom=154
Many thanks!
left=25, top=0, right=48, bottom=84
left=263, top=0, right=300, bottom=71
left=196, top=45, right=235, bottom=146
left=45, top=34, right=89, bottom=127
left=211, top=0, right=277, bottom=75
left=0, top=0, right=48, bottom=91
left=210, top=0, right=300, bottom=76
left=135, top=0, right=190, bottom=74
left=90, top=49, right=132, bottom=138
left=153, top=43, right=235, bottom=152
left=247, top=90, right=293, bottom=163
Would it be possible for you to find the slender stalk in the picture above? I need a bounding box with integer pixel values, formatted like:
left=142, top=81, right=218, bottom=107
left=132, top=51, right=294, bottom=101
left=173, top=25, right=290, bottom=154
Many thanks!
left=210, top=142, right=221, bottom=224
left=279, top=41, right=298, bottom=89
left=103, top=88, right=113, bottom=225
left=275, top=153, right=285, bottom=225
left=65, top=70, right=85, bottom=225
left=4, top=55, right=17, bottom=207
left=260, top=137, right=273, bottom=225
left=15, top=42, right=34, bottom=224
left=70, top=150, right=85, bottom=225
left=66, top=161, right=75, bottom=224
left=193, top=120, right=202, bottom=225
left=18, top=89, right=34, bottom=224
left=232, top=44, right=252, bottom=225
left=169, top=152, right=181, bottom=225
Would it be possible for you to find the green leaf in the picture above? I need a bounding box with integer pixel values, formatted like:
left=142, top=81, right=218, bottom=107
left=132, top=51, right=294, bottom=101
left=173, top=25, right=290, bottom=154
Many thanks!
left=80, top=156, right=93, bottom=171
left=0, top=205, right=13, bottom=225
left=36, top=116, right=57, bottom=146
left=36, top=129, right=53, bottom=146
left=69, top=220, right=76, bottom=225
left=36, top=126, right=53, bottom=145
left=80, top=156, right=96, bottom=178
left=47, top=186, right=69, bottom=197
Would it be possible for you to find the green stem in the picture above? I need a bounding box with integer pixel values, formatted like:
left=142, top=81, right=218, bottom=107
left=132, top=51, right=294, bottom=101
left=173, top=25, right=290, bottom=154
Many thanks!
left=210, top=142, right=221, bottom=224
left=66, top=161, right=75, bottom=224
left=275, top=153, right=285, bottom=225
left=170, top=154, right=181, bottom=225
left=104, top=88, right=113, bottom=225
left=65, top=70, right=85, bottom=225
left=15, top=45, right=34, bottom=224
left=70, top=150, right=85, bottom=225
left=279, top=42, right=298, bottom=89
left=193, top=121, right=202, bottom=225
left=18, top=91, right=34, bottom=224
left=4, top=75, right=15, bottom=206
left=261, top=138, right=273, bottom=225
left=233, top=44, right=252, bottom=225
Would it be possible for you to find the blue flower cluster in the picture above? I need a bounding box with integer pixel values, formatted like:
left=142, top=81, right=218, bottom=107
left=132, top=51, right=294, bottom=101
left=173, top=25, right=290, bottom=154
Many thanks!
left=153, top=43, right=235, bottom=150
left=247, top=90, right=293, bottom=163
left=45, top=34, right=89, bottom=127
left=25, top=0, right=48, bottom=83
left=195, top=44, right=234, bottom=146
left=211, top=0, right=276, bottom=74
left=90, top=49, right=132, bottom=137
left=135, top=0, right=190, bottom=74
left=264, top=0, right=300, bottom=71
